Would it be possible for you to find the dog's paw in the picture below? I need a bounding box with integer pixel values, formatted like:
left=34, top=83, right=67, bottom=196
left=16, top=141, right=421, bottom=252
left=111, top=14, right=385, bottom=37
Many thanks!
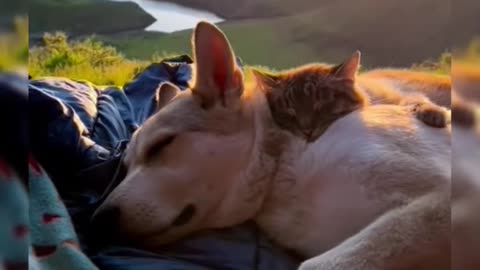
left=413, top=103, right=450, bottom=128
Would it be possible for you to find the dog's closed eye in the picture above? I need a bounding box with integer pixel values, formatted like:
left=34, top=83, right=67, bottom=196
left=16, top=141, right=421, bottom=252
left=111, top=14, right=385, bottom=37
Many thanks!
left=172, top=204, right=196, bottom=227
left=145, top=135, right=176, bottom=161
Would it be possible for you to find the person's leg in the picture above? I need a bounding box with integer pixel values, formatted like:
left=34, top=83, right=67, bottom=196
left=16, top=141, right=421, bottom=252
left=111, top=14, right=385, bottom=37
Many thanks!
left=0, top=73, right=28, bottom=183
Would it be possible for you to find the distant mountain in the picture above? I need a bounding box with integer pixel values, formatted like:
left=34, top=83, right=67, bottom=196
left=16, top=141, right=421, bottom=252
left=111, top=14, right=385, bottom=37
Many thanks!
left=29, top=0, right=154, bottom=36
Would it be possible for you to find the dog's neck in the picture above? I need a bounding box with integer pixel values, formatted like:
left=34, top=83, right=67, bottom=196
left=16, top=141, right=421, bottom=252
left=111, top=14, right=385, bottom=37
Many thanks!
left=207, top=88, right=282, bottom=227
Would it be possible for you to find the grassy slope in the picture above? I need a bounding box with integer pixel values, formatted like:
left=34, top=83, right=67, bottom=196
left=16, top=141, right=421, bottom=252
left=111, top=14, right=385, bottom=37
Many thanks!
left=29, top=0, right=155, bottom=36
left=276, top=0, right=451, bottom=67
left=98, top=19, right=316, bottom=69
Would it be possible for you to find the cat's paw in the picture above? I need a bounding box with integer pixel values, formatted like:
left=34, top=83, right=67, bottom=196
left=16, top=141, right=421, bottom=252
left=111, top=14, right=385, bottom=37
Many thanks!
left=413, top=103, right=450, bottom=128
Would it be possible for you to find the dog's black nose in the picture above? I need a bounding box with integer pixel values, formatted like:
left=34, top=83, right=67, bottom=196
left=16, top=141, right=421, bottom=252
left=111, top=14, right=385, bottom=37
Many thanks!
left=90, top=206, right=121, bottom=239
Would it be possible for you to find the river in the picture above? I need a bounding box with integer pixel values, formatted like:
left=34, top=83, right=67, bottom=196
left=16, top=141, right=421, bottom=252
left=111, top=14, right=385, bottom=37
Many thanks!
left=110, top=0, right=224, bottom=33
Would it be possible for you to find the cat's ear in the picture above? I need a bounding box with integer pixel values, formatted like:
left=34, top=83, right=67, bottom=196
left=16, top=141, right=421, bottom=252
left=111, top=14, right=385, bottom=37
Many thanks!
left=191, top=21, right=243, bottom=108
left=332, top=50, right=361, bottom=80
left=156, top=82, right=179, bottom=110
left=251, top=69, right=279, bottom=89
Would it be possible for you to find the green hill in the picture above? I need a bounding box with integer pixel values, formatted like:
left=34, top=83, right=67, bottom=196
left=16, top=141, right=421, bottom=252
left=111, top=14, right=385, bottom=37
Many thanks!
left=29, top=0, right=155, bottom=36
left=30, top=0, right=479, bottom=69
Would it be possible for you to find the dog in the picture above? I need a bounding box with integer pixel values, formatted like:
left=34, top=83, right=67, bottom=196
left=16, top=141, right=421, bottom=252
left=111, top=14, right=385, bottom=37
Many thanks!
left=92, top=22, right=451, bottom=270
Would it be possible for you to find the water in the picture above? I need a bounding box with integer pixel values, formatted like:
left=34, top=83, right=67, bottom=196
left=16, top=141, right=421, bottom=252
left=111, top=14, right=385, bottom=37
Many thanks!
left=111, top=0, right=224, bottom=33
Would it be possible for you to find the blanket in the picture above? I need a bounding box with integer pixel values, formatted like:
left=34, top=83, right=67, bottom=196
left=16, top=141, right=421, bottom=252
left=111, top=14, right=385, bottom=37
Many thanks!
left=0, top=159, right=99, bottom=270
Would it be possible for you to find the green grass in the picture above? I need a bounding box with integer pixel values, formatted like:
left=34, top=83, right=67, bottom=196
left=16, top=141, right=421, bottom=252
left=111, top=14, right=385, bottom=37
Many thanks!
left=29, top=0, right=154, bottom=36
left=28, top=30, right=282, bottom=86
left=31, top=30, right=469, bottom=87
left=29, top=32, right=150, bottom=86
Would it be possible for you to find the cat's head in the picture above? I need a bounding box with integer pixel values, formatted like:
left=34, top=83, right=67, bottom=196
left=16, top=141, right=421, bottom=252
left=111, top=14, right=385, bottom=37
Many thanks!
left=252, top=51, right=368, bottom=141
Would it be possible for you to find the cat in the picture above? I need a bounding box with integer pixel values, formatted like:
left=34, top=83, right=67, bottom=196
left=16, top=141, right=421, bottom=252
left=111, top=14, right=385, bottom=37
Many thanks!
left=252, top=51, right=450, bottom=142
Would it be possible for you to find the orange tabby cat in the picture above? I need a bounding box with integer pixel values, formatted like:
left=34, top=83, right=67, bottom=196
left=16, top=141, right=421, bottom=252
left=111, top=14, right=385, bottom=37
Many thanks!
left=253, top=51, right=450, bottom=142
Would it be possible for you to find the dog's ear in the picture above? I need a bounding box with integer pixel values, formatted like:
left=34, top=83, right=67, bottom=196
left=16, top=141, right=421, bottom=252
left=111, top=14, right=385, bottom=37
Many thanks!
left=332, top=50, right=361, bottom=80
left=156, top=82, right=179, bottom=111
left=191, top=21, right=243, bottom=108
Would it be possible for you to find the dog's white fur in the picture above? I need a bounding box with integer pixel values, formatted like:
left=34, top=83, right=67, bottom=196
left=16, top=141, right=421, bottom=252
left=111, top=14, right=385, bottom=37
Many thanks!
left=95, top=22, right=451, bottom=270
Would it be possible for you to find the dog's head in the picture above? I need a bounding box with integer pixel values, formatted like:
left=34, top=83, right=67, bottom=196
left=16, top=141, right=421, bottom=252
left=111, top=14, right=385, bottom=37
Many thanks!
left=92, top=22, right=270, bottom=248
